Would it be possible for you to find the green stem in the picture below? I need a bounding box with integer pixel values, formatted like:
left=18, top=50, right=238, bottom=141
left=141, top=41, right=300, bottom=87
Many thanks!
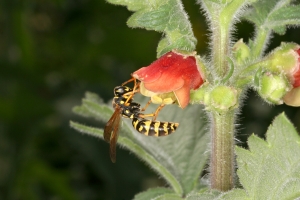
left=234, top=59, right=270, bottom=87
left=207, top=0, right=245, bottom=191
left=251, top=28, right=271, bottom=58
left=210, top=110, right=235, bottom=191
left=211, top=0, right=245, bottom=77
left=211, top=16, right=230, bottom=77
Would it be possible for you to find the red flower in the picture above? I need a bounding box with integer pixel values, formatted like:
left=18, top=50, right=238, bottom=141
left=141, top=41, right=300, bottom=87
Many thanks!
left=132, top=50, right=204, bottom=108
left=291, top=48, right=300, bottom=87
left=284, top=48, right=300, bottom=106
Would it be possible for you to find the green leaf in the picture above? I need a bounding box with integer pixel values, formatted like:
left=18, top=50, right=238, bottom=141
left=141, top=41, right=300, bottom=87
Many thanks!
left=70, top=121, right=104, bottom=139
left=133, top=187, right=183, bottom=200
left=243, top=0, right=300, bottom=35
left=135, top=186, right=222, bottom=200
left=222, top=113, right=300, bottom=199
left=267, top=5, right=300, bottom=35
left=106, top=0, right=197, bottom=57
left=133, top=187, right=175, bottom=200
left=155, top=193, right=182, bottom=200
left=146, top=189, right=221, bottom=200
left=71, top=92, right=209, bottom=196
left=72, top=91, right=113, bottom=122
left=185, top=190, right=221, bottom=200
left=219, top=189, right=248, bottom=200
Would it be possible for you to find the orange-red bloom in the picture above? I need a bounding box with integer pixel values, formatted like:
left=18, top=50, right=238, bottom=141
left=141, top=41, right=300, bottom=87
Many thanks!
left=291, top=48, right=300, bottom=87
left=284, top=48, right=300, bottom=106
left=132, top=50, right=204, bottom=108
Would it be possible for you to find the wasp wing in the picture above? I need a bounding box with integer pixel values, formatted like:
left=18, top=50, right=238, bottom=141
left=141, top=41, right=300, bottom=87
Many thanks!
left=104, top=105, right=122, bottom=163
left=104, top=105, right=121, bottom=143
left=109, top=112, right=121, bottom=163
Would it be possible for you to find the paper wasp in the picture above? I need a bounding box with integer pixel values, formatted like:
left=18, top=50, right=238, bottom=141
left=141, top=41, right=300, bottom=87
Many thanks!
left=104, top=77, right=179, bottom=163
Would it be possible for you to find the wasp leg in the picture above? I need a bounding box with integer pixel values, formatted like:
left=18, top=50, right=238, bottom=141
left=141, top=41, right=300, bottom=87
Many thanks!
left=138, top=104, right=165, bottom=121
left=152, top=104, right=165, bottom=121
left=139, top=113, right=155, bottom=118
left=141, top=100, right=152, bottom=112
left=121, top=76, right=140, bottom=93
left=123, top=77, right=140, bottom=105
left=122, top=88, right=139, bottom=100
left=121, top=77, right=135, bottom=86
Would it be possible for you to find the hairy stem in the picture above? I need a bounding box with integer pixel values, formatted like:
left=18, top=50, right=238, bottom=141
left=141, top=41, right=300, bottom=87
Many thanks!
left=252, top=28, right=271, bottom=58
left=210, top=0, right=245, bottom=77
left=207, top=0, right=245, bottom=191
left=210, top=110, right=235, bottom=191
left=211, top=16, right=230, bottom=77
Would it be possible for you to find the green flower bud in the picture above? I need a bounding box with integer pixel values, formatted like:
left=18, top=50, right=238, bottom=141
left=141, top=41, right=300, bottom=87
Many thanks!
left=190, top=83, right=210, bottom=104
left=204, top=86, right=239, bottom=113
left=220, top=0, right=233, bottom=4
left=232, top=39, right=250, bottom=65
left=265, top=42, right=300, bottom=75
left=257, top=72, right=290, bottom=104
left=190, top=87, right=205, bottom=104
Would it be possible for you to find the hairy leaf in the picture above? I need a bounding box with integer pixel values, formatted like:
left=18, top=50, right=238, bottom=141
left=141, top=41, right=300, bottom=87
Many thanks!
left=133, top=187, right=183, bottom=200
left=72, top=92, right=113, bottom=122
left=185, top=190, right=221, bottom=200
left=155, top=193, right=183, bottom=200
left=218, top=189, right=248, bottom=199
left=135, top=188, right=221, bottom=200
left=243, top=0, right=300, bottom=35
left=133, top=187, right=175, bottom=200
left=221, top=113, right=300, bottom=199
left=106, top=0, right=197, bottom=57
left=70, top=121, right=104, bottom=139
left=71, top=92, right=209, bottom=196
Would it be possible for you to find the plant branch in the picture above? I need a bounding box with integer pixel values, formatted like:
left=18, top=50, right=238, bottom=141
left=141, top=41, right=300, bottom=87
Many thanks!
left=211, top=15, right=230, bottom=77
left=210, top=0, right=246, bottom=77
left=251, top=28, right=271, bottom=58
left=206, top=0, right=245, bottom=192
left=234, top=59, right=269, bottom=87
left=210, top=110, right=235, bottom=191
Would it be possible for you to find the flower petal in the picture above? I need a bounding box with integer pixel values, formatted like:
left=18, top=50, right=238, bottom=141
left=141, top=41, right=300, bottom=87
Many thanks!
left=293, top=67, right=300, bottom=87
left=283, top=87, right=300, bottom=106
left=143, top=73, right=185, bottom=93
left=133, top=67, right=162, bottom=83
left=292, top=48, right=300, bottom=87
left=132, top=50, right=205, bottom=108
left=183, top=69, right=203, bottom=90
left=133, top=51, right=203, bottom=93
left=173, top=83, right=191, bottom=108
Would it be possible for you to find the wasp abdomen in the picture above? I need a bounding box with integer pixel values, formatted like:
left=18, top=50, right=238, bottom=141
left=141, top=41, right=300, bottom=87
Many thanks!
left=132, top=118, right=179, bottom=136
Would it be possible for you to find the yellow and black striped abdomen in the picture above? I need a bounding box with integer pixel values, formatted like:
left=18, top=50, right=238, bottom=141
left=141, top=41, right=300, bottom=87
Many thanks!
left=132, top=118, right=179, bottom=136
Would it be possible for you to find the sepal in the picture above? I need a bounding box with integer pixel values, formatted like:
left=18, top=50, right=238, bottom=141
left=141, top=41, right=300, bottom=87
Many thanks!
left=204, top=86, right=239, bottom=113
left=232, top=39, right=251, bottom=65
left=264, top=42, right=300, bottom=76
left=257, top=72, right=290, bottom=104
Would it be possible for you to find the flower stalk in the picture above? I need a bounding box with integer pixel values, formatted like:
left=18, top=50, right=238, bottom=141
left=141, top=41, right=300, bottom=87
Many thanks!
left=210, top=110, right=235, bottom=191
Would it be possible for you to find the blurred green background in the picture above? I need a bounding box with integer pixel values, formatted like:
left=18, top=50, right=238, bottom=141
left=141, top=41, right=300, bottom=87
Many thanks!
left=1, top=0, right=300, bottom=199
